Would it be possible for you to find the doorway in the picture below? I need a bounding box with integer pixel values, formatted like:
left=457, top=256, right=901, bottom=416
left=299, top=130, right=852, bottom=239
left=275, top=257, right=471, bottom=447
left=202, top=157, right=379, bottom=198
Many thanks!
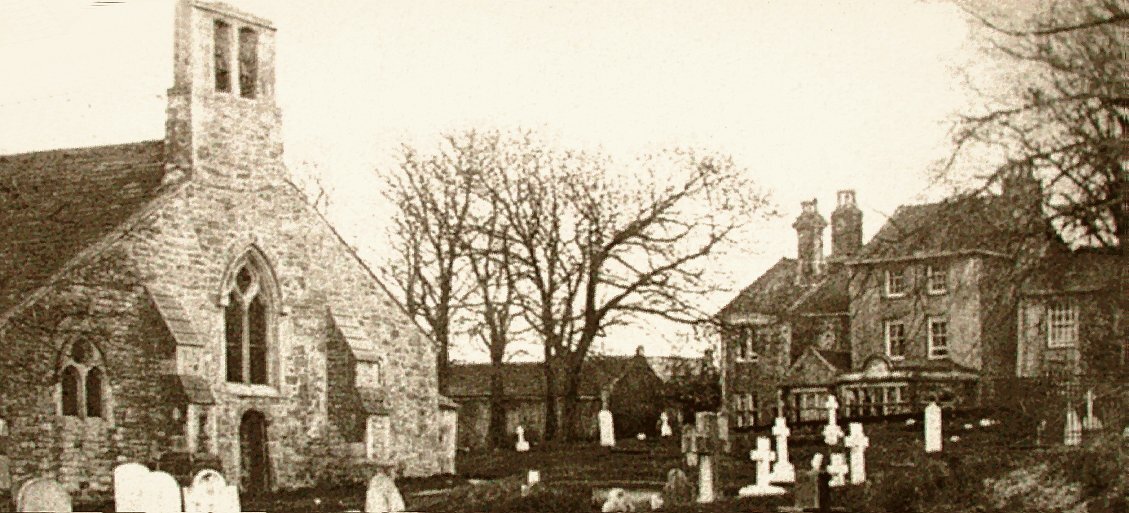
left=239, top=410, right=270, bottom=495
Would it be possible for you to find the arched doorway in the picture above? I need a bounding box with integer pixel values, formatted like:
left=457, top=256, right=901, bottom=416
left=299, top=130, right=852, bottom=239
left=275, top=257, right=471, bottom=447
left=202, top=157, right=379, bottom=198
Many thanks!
left=239, top=410, right=270, bottom=495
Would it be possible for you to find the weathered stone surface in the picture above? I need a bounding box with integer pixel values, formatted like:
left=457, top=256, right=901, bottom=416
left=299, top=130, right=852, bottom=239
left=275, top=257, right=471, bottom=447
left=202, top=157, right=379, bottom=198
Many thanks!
left=17, top=478, right=72, bottom=512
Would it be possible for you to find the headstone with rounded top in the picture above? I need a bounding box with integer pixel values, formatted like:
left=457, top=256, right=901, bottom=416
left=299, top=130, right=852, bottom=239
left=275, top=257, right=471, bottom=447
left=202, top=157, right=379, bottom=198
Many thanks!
left=924, top=402, right=943, bottom=453
left=184, top=469, right=236, bottom=513
left=365, top=472, right=405, bottom=513
left=16, top=477, right=71, bottom=512
left=113, top=462, right=150, bottom=513
left=143, top=470, right=183, bottom=513
left=598, top=392, right=616, bottom=448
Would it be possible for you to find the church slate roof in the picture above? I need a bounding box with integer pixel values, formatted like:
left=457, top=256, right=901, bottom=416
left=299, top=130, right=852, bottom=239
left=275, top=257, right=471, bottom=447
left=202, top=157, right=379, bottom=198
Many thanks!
left=0, top=141, right=166, bottom=316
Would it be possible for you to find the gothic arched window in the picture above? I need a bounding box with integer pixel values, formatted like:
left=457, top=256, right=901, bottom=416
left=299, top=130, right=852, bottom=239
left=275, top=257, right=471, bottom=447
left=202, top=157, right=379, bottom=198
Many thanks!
left=58, top=340, right=107, bottom=419
left=224, top=253, right=274, bottom=385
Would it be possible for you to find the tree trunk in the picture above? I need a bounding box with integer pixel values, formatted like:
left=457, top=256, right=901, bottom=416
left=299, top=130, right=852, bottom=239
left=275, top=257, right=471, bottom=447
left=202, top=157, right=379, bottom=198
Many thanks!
left=488, top=352, right=507, bottom=449
left=543, top=344, right=557, bottom=441
left=560, top=357, right=584, bottom=442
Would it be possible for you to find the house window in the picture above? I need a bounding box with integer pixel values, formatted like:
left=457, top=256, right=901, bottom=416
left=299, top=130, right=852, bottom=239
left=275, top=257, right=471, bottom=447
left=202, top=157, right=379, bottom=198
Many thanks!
left=1047, top=301, right=1079, bottom=348
left=238, top=28, right=259, bottom=98
left=58, top=340, right=108, bottom=419
left=733, top=393, right=758, bottom=427
left=926, top=265, right=947, bottom=294
left=927, top=318, right=949, bottom=359
left=734, top=326, right=759, bottom=362
left=224, top=252, right=275, bottom=385
left=885, top=321, right=907, bottom=359
left=214, top=20, right=232, bottom=92
left=885, top=268, right=907, bottom=297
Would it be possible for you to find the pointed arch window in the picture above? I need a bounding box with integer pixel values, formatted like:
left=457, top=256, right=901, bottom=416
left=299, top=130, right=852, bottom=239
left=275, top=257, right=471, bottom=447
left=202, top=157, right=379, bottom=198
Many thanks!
left=58, top=340, right=108, bottom=419
left=224, top=253, right=275, bottom=385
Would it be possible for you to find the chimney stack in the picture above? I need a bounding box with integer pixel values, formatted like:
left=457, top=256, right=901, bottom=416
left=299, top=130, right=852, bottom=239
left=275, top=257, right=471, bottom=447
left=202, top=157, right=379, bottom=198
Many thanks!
left=831, top=190, right=863, bottom=258
left=793, top=199, right=827, bottom=284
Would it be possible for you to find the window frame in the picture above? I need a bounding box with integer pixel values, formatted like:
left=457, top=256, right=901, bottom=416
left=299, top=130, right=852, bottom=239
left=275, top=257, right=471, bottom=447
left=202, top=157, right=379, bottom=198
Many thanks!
left=213, top=19, right=233, bottom=93
left=1046, top=300, right=1079, bottom=349
left=927, top=317, right=949, bottom=359
left=734, top=325, right=760, bottom=363
left=925, top=264, right=948, bottom=295
left=222, top=249, right=278, bottom=389
left=885, top=320, right=907, bottom=360
left=57, top=340, right=110, bottom=422
left=884, top=268, right=907, bottom=298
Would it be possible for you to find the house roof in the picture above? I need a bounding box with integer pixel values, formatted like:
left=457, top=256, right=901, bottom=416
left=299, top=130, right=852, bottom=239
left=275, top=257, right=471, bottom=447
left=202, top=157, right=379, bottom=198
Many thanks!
left=1022, top=248, right=1124, bottom=295
left=446, top=355, right=651, bottom=399
left=717, top=257, right=806, bottom=319
left=814, top=349, right=851, bottom=371
left=854, top=194, right=1033, bottom=262
left=0, top=141, right=166, bottom=316
left=645, top=355, right=709, bottom=382
left=789, top=267, right=850, bottom=315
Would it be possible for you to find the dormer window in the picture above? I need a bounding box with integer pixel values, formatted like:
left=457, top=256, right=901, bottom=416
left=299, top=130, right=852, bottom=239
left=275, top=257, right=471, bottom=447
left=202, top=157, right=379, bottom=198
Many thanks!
left=214, top=20, right=232, bottom=93
left=926, top=265, right=948, bottom=295
left=238, top=28, right=259, bottom=98
left=884, top=268, right=907, bottom=298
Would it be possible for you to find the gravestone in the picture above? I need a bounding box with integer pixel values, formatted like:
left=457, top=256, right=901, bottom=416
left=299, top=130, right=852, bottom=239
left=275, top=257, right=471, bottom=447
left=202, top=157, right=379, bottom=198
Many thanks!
left=662, top=468, right=694, bottom=507
left=769, top=416, right=795, bottom=483
left=113, top=462, right=151, bottom=513
left=844, top=422, right=869, bottom=484
left=737, top=437, right=786, bottom=497
left=822, top=395, right=844, bottom=445
left=649, top=493, right=663, bottom=511
left=659, top=412, right=673, bottom=438
left=600, top=488, right=631, bottom=513
left=184, top=469, right=239, bottom=513
left=680, top=426, right=698, bottom=467
left=527, top=470, right=541, bottom=485
left=1082, top=390, right=1103, bottom=431
left=827, top=453, right=849, bottom=487
left=1064, top=406, right=1082, bottom=446
left=787, top=455, right=825, bottom=513
left=693, top=412, right=719, bottom=504
left=515, top=425, right=530, bottom=452
left=599, top=392, right=616, bottom=448
left=144, top=470, right=183, bottom=513
left=16, top=478, right=71, bottom=513
left=365, top=472, right=405, bottom=513
left=924, top=402, right=943, bottom=453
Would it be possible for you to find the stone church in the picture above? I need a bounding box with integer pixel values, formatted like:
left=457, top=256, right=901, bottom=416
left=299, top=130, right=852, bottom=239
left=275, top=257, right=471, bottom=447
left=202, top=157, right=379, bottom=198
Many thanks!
left=0, top=0, right=456, bottom=501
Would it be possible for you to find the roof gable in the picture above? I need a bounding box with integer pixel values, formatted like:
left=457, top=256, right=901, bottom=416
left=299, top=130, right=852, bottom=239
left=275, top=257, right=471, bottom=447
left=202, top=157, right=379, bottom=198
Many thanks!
left=0, top=141, right=166, bottom=315
left=717, top=257, right=806, bottom=319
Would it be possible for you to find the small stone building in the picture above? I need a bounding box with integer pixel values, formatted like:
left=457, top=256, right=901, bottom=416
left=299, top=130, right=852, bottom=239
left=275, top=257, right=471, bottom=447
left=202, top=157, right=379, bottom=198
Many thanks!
left=0, top=0, right=455, bottom=502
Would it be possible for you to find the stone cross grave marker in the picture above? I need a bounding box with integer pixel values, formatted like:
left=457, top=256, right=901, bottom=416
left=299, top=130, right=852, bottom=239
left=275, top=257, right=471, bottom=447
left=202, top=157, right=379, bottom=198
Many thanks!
left=1064, top=406, right=1082, bottom=446
left=365, top=472, right=406, bottom=513
left=184, top=469, right=239, bottom=513
left=823, top=395, right=844, bottom=445
left=660, top=411, right=673, bottom=438
left=924, top=402, right=943, bottom=453
left=769, top=416, right=795, bottom=484
left=599, top=391, right=616, bottom=447
left=680, top=425, right=698, bottom=468
left=16, top=477, right=72, bottom=513
left=844, top=422, right=869, bottom=484
left=738, top=436, right=786, bottom=497
left=1083, top=389, right=1103, bottom=431
left=515, top=425, right=530, bottom=452
left=113, top=462, right=150, bottom=513
left=694, top=411, right=719, bottom=504
left=144, top=470, right=183, bottom=513
left=827, top=453, right=849, bottom=487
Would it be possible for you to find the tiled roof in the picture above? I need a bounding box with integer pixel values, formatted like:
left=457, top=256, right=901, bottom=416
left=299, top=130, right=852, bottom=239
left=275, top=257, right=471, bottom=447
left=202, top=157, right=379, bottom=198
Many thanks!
left=789, top=267, right=849, bottom=315
left=0, top=141, right=166, bottom=315
left=167, top=374, right=216, bottom=405
left=147, top=285, right=206, bottom=347
left=446, top=355, right=648, bottom=399
left=717, top=257, right=806, bottom=319
left=855, top=194, right=1036, bottom=262
left=329, top=307, right=382, bottom=363
left=1022, top=248, right=1123, bottom=295
left=815, top=349, right=851, bottom=372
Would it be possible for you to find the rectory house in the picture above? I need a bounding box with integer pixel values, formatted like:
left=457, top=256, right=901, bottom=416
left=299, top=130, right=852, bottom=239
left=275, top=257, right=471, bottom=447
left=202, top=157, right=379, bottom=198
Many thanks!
left=718, top=173, right=1126, bottom=429
left=0, top=0, right=456, bottom=502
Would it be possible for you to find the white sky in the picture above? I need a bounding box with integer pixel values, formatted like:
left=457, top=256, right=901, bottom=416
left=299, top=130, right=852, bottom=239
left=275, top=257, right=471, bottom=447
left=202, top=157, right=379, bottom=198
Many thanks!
left=0, top=0, right=996, bottom=361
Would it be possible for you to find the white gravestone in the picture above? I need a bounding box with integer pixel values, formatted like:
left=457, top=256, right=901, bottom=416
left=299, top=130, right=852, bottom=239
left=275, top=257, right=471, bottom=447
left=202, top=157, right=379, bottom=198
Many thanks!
left=113, top=462, right=151, bottom=513
left=694, top=412, right=718, bottom=504
left=659, top=412, right=673, bottom=438
left=515, top=425, right=530, bottom=452
left=822, top=395, right=844, bottom=445
left=144, top=470, right=183, bottom=513
left=184, top=469, right=239, bottom=513
left=924, top=402, right=943, bottom=453
left=600, top=488, right=631, bottom=513
left=365, top=473, right=406, bottom=513
left=844, top=422, right=869, bottom=484
left=16, top=478, right=72, bottom=513
left=738, top=437, right=786, bottom=497
left=769, top=417, right=795, bottom=484
left=827, top=453, right=849, bottom=487
left=810, top=453, right=824, bottom=472
left=1064, top=407, right=1082, bottom=446
left=1083, top=390, right=1103, bottom=431
left=598, top=411, right=616, bottom=447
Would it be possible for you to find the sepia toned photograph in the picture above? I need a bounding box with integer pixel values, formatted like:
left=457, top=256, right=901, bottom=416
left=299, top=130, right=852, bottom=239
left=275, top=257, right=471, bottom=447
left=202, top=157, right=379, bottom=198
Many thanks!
left=0, top=0, right=1125, bottom=511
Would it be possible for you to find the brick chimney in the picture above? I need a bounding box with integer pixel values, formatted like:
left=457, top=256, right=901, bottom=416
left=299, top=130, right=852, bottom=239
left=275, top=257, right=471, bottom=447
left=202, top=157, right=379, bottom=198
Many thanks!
left=793, top=199, right=827, bottom=284
left=831, top=190, right=863, bottom=258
